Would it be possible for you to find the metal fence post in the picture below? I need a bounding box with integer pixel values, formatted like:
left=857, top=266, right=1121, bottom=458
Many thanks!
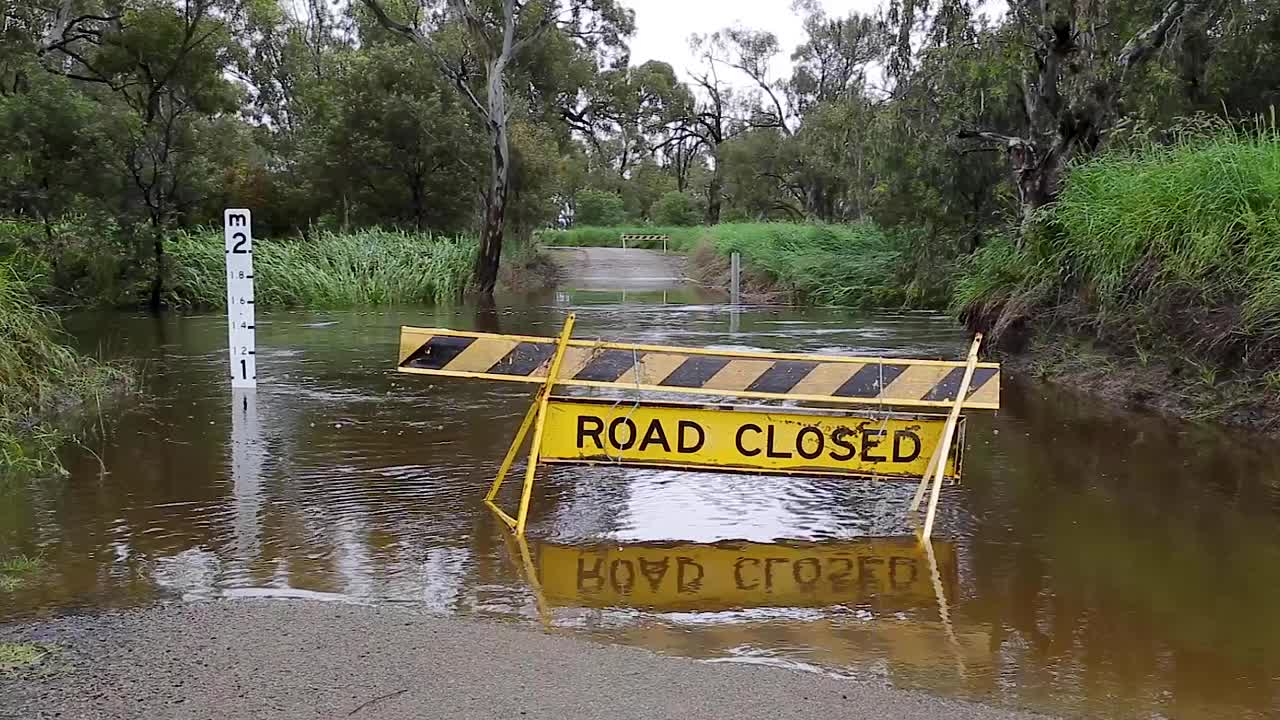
left=730, top=251, right=741, bottom=306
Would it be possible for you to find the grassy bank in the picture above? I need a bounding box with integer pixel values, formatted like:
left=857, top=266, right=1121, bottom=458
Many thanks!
left=0, top=262, right=127, bottom=475
left=701, top=222, right=915, bottom=307
left=168, top=229, right=478, bottom=308
left=0, top=554, right=41, bottom=592
left=956, top=131, right=1280, bottom=428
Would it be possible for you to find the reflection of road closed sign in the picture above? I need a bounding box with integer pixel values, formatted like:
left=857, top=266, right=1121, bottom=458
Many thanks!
left=536, top=538, right=956, bottom=612
left=539, top=398, right=962, bottom=481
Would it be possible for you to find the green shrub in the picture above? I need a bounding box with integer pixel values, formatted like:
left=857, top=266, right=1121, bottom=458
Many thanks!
left=0, top=215, right=136, bottom=306
left=168, top=229, right=477, bottom=308
left=650, top=191, right=702, bottom=226
left=573, top=190, right=627, bottom=227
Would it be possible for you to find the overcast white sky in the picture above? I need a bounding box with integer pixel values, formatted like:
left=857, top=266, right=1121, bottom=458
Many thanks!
left=624, top=0, right=1006, bottom=87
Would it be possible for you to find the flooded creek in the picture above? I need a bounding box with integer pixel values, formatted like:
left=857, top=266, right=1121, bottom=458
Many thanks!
left=3, top=287, right=1280, bottom=718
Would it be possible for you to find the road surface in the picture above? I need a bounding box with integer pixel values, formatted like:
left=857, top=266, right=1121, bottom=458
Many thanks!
left=544, top=246, right=686, bottom=291
left=0, top=601, right=1047, bottom=720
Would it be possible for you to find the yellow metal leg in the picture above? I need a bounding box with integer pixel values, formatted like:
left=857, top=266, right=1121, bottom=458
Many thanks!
left=909, top=441, right=944, bottom=512
left=483, top=313, right=577, bottom=532
left=486, top=397, right=540, bottom=503
left=920, top=333, right=983, bottom=542
left=498, top=526, right=551, bottom=626
left=920, top=533, right=967, bottom=679
left=514, top=391, right=552, bottom=536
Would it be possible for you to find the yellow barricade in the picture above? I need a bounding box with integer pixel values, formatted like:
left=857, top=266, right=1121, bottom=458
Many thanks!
left=395, top=314, right=998, bottom=540
left=398, top=327, right=999, bottom=411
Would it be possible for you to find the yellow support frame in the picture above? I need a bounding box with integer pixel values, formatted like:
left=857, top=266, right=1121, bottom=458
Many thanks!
left=909, top=333, right=983, bottom=542
left=483, top=313, right=577, bottom=536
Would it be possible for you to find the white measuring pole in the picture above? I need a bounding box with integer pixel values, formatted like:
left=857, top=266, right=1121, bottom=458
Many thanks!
left=230, top=388, right=262, bottom=563
left=224, top=209, right=257, bottom=388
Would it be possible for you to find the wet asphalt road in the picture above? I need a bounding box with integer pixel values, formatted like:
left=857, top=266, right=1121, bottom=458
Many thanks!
left=0, top=601, right=1047, bottom=720
left=543, top=246, right=687, bottom=291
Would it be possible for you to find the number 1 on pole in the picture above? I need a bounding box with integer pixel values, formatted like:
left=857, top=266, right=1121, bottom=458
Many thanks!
left=225, top=209, right=256, bottom=388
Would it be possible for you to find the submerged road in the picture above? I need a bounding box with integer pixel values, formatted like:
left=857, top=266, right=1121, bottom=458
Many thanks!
left=1, top=601, right=1046, bottom=720
left=544, top=246, right=687, bottom=291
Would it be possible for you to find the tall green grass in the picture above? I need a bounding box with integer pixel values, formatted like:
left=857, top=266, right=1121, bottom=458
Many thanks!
left=706, top=222, right=911, bottom=307
left=0, top=262, right=126, bottom=475
left=955, top=130, right=1280, bottom=367
left=1055, top=132, right=1280, bottom=335
left=168, top=229, right=477, bottom=308
left=0, top=553, right=42, bottom=591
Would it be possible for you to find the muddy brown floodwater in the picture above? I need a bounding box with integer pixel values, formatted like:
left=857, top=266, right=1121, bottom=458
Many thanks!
left=3, top=286, right=1280, bottom=719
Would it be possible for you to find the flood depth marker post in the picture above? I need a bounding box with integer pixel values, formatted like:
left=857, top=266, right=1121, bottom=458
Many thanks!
left=225, top=209, right=256, bottom=388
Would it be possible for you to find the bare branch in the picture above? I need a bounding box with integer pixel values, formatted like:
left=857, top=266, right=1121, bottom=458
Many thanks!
left=957, top=129, right=1029, bottom=149
left=1117, top=0, right=1190, bottom=72
left=449, top=0, right=499, bottom=56
left=358, top=0, right=485, bottom=117
left=511, top=5, right=557, bottom=56
left=358, top=0, right=430, bottom=51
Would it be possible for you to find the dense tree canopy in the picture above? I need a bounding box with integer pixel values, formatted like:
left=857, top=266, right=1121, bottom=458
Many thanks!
left=2, top=0, right=1278, bottom=298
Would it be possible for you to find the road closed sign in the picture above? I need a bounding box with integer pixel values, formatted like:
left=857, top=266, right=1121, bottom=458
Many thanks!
left=539, top=397, right=962, bottom=481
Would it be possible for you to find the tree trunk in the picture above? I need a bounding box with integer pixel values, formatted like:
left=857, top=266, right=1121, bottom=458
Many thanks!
left=410, top=173, right=425, bottom=232
left=149, top=219, right=165, bottom=312
left=959, top=1, right=1196, bottom=236
left=474, top=183, right=506, bottom=294
left=804, top=180, right=825, bottom=222
left=472, top=61, right=511, bottom=296
left=705, top=149, right=723, bottom=224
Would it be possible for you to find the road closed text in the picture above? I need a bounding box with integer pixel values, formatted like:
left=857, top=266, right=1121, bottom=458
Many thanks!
left=539, top=398, right=962, bottom=481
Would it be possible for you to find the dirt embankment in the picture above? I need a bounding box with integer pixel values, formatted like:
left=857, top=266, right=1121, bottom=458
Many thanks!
left=991, top=332, right=1280, bottom=433
left=683, top=242, right=789, bottom=302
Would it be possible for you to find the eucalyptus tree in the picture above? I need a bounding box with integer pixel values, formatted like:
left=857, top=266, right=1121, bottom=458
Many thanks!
left=955, top=0, right=1211, bottom=229
left=357, top=0, right=634, bottom=294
